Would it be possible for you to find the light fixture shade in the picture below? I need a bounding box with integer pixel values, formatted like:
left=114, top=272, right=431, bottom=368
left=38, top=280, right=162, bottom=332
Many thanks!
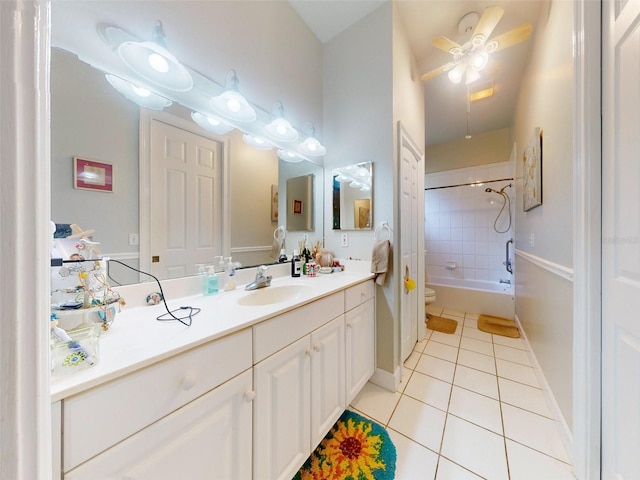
left=298, top=136, right=326, bottom=156
left=118, top=41, right=193, bottom=92
left=243, top=134, right=273, bottom=150
left=264, top=117, right=298, bottom=142
left=277, top=149, right=304, bottom=163
left=191, top=111, right=234, bottom=135
left=447, top=63, right=465, bottom=84
left=105, top=74, right=172, bottom=110
left=470, top=52, right=489, bottom=71
left=210, top=70, right=257, bottom=123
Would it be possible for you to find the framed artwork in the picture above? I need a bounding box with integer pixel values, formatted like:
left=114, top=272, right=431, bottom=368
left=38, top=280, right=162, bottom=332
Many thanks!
left=73, top=157, right=113, bottom=192
left=271, top=184, right=279, bottom=222
left=293, top=199, right=303, bottom=215
left=523, top=128, right=542, bottom=211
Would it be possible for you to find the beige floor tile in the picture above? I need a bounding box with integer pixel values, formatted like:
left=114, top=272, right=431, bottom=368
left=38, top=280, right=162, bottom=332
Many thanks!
left=429, top=331, right=462, bottom=348
left=350, top=382, right=401, bottom=426
left=426, top=305, right=443, bottom=316
left=397, top=366, right=413, bottom=393
left=453, top=365, right=499, bottom=399
left=457, top=348, right=496, bottom=375
left=424, top=340, right=459, bottom=363
left=496, top=359, right=539, bottom=387
left=416, top=354, right=456, bottom=384
left=414, top=337, right=428, bottom=353
left=448, top=386, right=503, bottom=435
left=441, top=415, right=509, bottom=480
left=506, top=439, right=575, bottom=480
left=436, top=457, right=483, bottom=479
left=502, top=403, right=572, bottom=463
left=498, top=377, right=552, bottom=418
left=388, top=428, right=439, bottom=480
left=388, top=395, right=446, bottom=452
left=404, top=350, right=421, bottom=370
left=404, top=370, right=452, bottom=411
left=460, top=336, right=494, bottom=356
left=494, top=343, right=532, bottom=366
left=461, top=326, right=493, bottom=343
left=493, top=334, right=526, bottom=350
left=443, top=308, right=466, bottom=318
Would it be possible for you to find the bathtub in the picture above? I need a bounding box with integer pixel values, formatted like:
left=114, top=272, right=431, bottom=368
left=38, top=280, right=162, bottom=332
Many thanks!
left=426, top=276, right=515, bottom=319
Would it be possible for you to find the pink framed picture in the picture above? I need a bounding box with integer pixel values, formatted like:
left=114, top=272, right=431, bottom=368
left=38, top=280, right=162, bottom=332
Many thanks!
left=73, top=157, right=113, bottom=192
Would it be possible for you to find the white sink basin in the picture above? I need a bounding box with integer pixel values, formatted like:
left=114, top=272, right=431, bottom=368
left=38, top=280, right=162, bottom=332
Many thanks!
left=236, top=284, right=312, bottom=307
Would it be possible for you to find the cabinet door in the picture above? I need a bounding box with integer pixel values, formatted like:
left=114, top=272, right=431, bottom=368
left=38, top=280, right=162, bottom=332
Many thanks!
left=254, top=336, right=311, bottom=480
left=65, top=369, right=253, bottom=480
left=310, top=315, right=346, bottom=447
left=345, top=298, right=376, bottom=404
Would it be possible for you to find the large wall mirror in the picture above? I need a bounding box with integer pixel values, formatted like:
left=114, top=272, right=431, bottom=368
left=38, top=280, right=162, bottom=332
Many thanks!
left=332, top=162, right=373, bottom=230
left=50, top=2, right=325, bottom=285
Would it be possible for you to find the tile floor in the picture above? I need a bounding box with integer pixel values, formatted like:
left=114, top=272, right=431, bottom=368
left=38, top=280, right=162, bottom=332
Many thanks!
left=349, top=307, right=576, bottom=480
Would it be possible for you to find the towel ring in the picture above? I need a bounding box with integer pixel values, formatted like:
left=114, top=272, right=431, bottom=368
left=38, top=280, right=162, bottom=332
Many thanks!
left=374, top=222, right=392, bottom=241
left=273, top=225, right=286, bottom=241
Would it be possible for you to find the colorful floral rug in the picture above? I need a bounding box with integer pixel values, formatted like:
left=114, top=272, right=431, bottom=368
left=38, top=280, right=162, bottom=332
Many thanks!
left=294, top=410, right=396, bottom=480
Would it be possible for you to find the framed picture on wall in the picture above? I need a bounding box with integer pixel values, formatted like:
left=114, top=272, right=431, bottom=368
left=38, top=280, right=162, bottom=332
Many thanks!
left=523, top=127, right=542, bottom=211
left=73, top=157, right=113, bottom=192
left=293, top=199, right=303, bottom=215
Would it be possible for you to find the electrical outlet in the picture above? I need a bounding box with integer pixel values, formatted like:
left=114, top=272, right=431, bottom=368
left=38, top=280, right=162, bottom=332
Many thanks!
left=341, top=233, right=349, bottom=247
left=529, top=233, right=535, bottom=247
left=303, top=234, right=308, bottom=243
left=129, top=233, right=139, bottom=246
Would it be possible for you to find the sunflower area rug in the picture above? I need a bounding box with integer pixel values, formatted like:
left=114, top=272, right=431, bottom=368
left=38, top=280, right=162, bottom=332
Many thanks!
left=293, top=410, right=396, bottom=480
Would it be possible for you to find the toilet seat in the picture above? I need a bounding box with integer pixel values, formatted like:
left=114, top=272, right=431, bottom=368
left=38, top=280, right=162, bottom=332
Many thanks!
left=424, top=287, right=436, bottom=299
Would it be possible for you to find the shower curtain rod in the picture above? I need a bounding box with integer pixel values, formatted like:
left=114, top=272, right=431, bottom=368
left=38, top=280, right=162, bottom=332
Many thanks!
left=425, top=177, right=514, bottom=191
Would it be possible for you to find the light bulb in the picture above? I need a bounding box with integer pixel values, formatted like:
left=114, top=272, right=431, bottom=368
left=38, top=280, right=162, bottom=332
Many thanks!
left=131, top=85, right=151, bottom=97
left=207, top=116, right=222, bottom=126
left=227, top=98, right=241, bottom=113
left=471, top=52, right=488, bottom=71
left=148, top=53, right=169, bottom=73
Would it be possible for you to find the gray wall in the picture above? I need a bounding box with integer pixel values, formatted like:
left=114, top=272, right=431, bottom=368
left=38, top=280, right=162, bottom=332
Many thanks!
left=512, top=0, right=574, bottom=429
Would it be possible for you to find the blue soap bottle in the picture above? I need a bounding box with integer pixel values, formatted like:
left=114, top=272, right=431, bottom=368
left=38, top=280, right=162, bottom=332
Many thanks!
left=203, top=265, right=219, bottom=295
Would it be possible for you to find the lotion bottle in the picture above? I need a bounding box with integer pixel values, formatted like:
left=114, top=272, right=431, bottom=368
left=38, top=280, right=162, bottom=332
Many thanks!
left=224, top=257, right=237, bottom=290
left=291, top=249, right=301, bottom=277
left=203, top=265, right=219, bottom=295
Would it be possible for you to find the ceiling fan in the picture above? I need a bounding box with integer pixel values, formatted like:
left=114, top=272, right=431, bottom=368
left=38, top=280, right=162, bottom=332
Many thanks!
left=421, top=5, right=532, bottom=85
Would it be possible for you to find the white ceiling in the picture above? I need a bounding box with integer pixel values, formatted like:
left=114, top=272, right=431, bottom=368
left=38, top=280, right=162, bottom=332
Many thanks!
left=290, top=0, right=545, bottom=146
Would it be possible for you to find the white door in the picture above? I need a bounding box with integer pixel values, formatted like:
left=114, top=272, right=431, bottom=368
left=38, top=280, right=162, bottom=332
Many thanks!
left=254, top=336, right=311, bottom=480
left=400, top=143, right=420, bottom=361
left=602, top=1, right=640, bottom=478
left=149, top=118, right=224, bottom=279
left=310, top=315, right=345, bottom=447
left=65, top=370, right=253, bottom=479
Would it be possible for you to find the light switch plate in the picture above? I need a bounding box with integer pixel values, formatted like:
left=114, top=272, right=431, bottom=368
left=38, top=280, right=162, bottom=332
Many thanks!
left=341, top=233, right=349, bottom=247
left=129, top=233, right=139, bottom=246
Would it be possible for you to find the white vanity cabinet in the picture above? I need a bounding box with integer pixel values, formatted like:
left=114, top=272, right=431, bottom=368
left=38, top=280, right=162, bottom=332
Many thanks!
left=252, top=293, right=345, bottom=480
left=60, top=328, right=253, bottom=479
left=345, top=281, right=376, bottom=404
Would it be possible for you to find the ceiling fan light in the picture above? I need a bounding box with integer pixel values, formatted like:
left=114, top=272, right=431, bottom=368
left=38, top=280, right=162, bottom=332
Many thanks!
left=465, top=69, right=482, bottom=84
left=471, top=52, right=489, bottom=71
left=448, top=64, right=465, bottom=84
left=471, top=34, right=485, bottom=47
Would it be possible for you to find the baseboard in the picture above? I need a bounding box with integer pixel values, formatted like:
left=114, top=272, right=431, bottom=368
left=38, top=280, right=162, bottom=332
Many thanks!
left=515, top=314, right=574, bottom=462
left=369, top=366, right=401, bottom=392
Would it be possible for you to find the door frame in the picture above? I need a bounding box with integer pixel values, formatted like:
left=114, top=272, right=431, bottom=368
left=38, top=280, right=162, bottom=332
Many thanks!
left=572, top=1, right=602, bottom=478
left=397, top=122, right=425, bottom=365
left=139, top=109, right=231, bottom=277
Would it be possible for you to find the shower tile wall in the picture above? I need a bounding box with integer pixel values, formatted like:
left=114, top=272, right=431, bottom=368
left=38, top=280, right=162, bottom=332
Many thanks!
left=425, top=162, right=514, bottom=283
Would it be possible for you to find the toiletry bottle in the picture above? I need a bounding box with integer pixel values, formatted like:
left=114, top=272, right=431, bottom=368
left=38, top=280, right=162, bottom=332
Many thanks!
left=203, top=265, right=219, bottom=295
left=224, top=257, right=237, bottom=290
left=291, top=249, right=301, bottom=277
left=197, top=264, right=207, bottom=295
left=278, top=248, right=288, bottom=263
left=215, top=256, right=225, bottom=273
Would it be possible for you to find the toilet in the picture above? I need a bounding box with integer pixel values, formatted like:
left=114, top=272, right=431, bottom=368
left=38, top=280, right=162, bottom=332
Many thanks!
left=424, top=286, right=436, bottom=308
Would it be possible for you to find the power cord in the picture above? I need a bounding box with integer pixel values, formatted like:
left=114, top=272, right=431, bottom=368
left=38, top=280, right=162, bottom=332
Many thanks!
left=106, top=259, right=200, bottom=327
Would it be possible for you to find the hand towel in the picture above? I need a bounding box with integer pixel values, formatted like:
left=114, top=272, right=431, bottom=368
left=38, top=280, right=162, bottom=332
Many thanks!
left=370, top=239, right=391, bottom=286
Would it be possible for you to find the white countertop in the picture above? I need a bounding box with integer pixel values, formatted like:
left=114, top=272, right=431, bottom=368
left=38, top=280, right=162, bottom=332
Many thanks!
left=51, top=268, right=374, bottom=402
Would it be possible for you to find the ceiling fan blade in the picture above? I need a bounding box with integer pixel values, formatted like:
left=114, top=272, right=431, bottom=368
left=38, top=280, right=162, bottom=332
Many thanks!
left=432, top=36, right=462, bottom=53
left=491, top=23, right=533, bottom=52
left=472, top=6, right=504, bottom=44
left=420, top=64, right=449, bottom=82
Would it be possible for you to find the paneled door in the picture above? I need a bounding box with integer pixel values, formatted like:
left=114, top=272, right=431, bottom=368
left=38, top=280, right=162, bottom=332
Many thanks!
left=399, top=123, right=425, bottom=362
left=149, top=118, right=224, bottom=279
left=602, top=1, right=640, bottom=478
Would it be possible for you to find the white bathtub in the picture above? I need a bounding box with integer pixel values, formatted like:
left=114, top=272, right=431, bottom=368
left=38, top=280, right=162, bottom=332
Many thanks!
left=426, top=276, right=515, bottom=319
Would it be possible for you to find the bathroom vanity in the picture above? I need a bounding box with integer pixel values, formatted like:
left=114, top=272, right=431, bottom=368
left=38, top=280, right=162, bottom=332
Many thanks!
left=51, top=269, right=375, bottom=479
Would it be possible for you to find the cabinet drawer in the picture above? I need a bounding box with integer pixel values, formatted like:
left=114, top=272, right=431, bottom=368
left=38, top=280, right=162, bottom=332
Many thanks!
left=63, top=328, right=252, bottom=472
left=345, top=280, right=375, bottom=312
left=253, top=292, right=343, bottom=363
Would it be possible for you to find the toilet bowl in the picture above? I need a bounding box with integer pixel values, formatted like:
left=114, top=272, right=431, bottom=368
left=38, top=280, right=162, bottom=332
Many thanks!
left=424, top=287, right=436, bottom=306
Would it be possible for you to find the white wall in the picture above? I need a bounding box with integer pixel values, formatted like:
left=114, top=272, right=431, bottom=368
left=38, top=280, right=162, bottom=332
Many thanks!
left=512, top=0, right=574, bottom=429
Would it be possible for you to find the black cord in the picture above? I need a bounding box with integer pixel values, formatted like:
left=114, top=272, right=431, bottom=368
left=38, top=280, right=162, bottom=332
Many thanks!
left=106, top=259, right=200, bottom=327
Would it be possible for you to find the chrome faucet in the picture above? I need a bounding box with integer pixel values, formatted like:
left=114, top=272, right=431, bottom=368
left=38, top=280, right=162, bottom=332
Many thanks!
left=245, top=265, right=272, bottom=291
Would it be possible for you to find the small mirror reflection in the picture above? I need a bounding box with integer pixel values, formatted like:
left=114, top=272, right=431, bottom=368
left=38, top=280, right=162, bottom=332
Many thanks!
left=332, top=162, right=373, bottom=230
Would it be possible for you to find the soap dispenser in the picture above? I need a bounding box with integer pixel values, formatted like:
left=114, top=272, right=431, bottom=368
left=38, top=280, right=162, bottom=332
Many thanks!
left=224, top=257, right=237, bottom=291
left=203, top=265, right=219, bottom=296
left=291, top=250, right=301, bottom=277
left=215, top=256, right=225, bottom=273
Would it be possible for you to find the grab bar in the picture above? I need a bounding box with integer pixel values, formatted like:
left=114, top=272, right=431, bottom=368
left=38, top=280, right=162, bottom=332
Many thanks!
left=505, top=238, right=513, bottom=274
